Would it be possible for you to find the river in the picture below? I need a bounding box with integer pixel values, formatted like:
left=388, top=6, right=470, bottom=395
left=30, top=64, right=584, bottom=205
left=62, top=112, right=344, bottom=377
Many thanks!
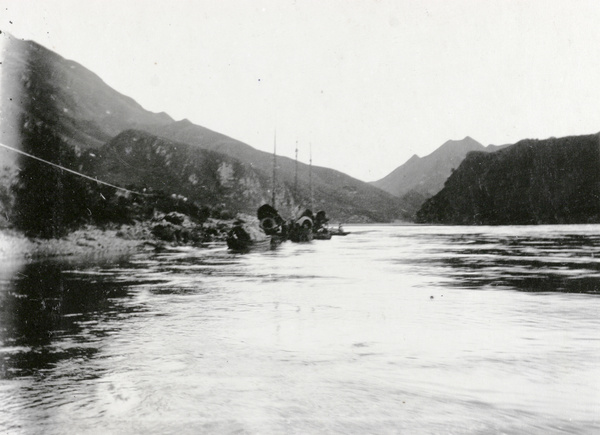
left=1, top=225, right=599, bottom=434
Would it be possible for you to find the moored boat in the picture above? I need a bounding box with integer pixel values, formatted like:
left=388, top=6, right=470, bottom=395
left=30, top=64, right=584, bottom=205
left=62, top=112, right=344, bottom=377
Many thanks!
left=312, top=210, right=332, bottom=240
left=330, top=224, right=350, bottom=236
left=226, top=218, right=271, bottom=252
left=313, top=229, right=332, bottom=240
left=289, top=212, right=314, bottom=243
left=257, top=203, right=288, bottom=247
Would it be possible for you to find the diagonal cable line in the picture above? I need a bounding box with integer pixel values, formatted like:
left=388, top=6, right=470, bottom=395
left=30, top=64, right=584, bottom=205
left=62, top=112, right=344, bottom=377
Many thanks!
left=0, top=141, right=148, bottom=196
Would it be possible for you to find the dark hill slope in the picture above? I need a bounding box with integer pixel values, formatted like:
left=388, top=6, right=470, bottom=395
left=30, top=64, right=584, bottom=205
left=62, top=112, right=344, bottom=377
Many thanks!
left=85, top=130, right=407, bottom=221
left=85, top=130, right=273, bottom=213
left=372, top=137, right=511, bottom=197
left=141, top=121, right=409, bottom=221
left=372, top=137, right=487, bottom=198
left=370, top=137, right=508, bottom=219
left=1, top=33, right=408, bottom=222
left=416, top=134, right=600, bottom=225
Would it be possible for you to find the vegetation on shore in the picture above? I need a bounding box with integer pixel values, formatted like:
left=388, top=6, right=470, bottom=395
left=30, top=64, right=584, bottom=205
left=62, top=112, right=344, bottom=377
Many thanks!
left=1, top=54, right=243, bottom=254
left=1, top=35, right=409, bottom=224
left=416, top=134, right=600, bottom=225
left=1, top=118, right=245, bottom=257
left=0, top=214, right=242, bottom=260
left=2, top=124, right=245, bottom=257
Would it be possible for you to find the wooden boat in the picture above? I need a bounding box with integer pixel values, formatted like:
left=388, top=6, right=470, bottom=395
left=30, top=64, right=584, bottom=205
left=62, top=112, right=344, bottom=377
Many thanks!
left=289, top=227, right=313, bottom=242
left=257, top=203, right=288, bottom=246
left=252, top=133, right=289, bottom=248
left=289, top=214, right=314, bottom=242
left=226, top=219, right=272, bottom=252
left=313, top=229, right=332, bottom=240
left=312, top=210, right=333, bottom=240
left=227, top=232, right=271, bottom=251
left=288, top=209, right=316, bottom=243
left=330, top=225, right=350, bottom=236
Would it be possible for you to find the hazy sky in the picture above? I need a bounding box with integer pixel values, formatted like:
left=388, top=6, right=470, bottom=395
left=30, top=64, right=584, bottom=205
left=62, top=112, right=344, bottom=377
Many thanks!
left=3, top=0, right=600, bottom=181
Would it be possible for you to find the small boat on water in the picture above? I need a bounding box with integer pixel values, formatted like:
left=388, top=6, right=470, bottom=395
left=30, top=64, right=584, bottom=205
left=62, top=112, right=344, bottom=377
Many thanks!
left=313, top=229, right=332, bottom=240
left=229, top=133, right=287, bottom=252
left=289, top=210, right=314, bottom=243
left=330, top=224, right=350, bottom=236
left=312, top=210, right=332, bottom=240
left=226, top=217, right=272, bottom=252
left=257, top=204, right=287, bottom=247
left=228, top=135, right=346, bottom=250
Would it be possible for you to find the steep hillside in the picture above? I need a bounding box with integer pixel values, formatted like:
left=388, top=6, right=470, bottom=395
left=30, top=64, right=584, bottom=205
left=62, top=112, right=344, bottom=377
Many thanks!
left=372, top=136, right=510, bottom=198
left=85, top=130, right=275, bottom=214
left=141, top=121, right=409, bottom=221
left=0, top=33, right=409, bottom=223
left=84, top=130, right=407, bottom=222
left=371, top=137, right=510, bottom=218
left=416, top=134, right=600, bottom=225
left=0, top=34, right=173, bottom=151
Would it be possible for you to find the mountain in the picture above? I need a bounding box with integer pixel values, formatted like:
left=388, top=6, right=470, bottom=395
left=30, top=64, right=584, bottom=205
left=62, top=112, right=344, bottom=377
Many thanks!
left=373, top=136, right=501, bottom=198
left=371, top=137, right=508, bottom=217
left=82, top=129, right=407, bottom=222
left=139, top=120, right=408, bottom=221
left=83, top=129, right=283, bottom=215
left=0, top=34, right=174, bottom=151
left=416, top=133, right=600, bottom=225
left=0, top=33, right=410, bottom=223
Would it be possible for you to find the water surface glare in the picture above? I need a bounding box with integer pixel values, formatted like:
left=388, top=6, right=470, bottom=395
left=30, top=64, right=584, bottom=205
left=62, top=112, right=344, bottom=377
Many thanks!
left=1, top=225, right=599, bottom=433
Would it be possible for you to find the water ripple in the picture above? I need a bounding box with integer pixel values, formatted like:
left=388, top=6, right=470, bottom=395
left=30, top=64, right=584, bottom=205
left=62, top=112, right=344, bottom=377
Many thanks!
left=1, top=225, right=600, bottom=433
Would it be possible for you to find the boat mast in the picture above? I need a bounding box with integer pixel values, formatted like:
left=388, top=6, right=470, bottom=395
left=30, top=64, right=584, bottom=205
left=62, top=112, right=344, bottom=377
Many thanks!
left=294, top=140, right=299, bottom=200
left=272, top=130, right=277, bottom=208
left=309, top=142, right=314, bottom=210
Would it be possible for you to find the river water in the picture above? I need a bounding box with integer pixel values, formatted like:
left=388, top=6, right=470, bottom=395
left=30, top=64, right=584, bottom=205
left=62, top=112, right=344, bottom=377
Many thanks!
left=1, top=225, right=599, bottom=434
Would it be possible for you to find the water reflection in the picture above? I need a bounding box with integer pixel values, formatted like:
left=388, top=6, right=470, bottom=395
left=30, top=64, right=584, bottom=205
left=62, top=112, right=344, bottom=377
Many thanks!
left=0, top=259, right=140, bottom=379
left=400, top=227, right=600, bottom=293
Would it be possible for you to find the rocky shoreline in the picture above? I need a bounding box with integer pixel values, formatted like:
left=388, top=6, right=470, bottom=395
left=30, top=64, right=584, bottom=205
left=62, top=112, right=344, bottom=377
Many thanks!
left=0, top=212, right=244, bottom=261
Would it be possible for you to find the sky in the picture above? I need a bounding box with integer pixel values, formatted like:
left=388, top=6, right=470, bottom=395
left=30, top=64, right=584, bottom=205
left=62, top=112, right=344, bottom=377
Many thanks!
left=2, top=0, right=600, bottom=181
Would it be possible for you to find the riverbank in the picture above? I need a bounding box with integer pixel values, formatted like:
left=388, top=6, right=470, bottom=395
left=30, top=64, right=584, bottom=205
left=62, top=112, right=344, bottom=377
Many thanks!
left=0, top=213, right=244, bottom=260
left=0, top=225, right=149, bottom=260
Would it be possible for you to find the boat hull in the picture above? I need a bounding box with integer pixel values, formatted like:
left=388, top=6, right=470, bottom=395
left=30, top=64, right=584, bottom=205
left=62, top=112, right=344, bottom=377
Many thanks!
left=226, top=225, right=272, bottom=252
left=289, top=227, right=313, bottom=243
left=227, top=236, right=272, bottom=252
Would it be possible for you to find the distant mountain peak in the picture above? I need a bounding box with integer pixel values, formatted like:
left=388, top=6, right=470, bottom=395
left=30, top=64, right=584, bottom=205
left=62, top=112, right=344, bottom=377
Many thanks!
left=406, top=154, right=421, bottom=163
left=440, top=136, right=482, bottom=148
left=371, top=135, right=490, bottom=211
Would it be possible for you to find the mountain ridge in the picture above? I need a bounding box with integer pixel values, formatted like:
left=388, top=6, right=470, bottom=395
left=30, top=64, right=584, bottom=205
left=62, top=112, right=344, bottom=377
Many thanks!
left=372, top=136, right=486, bottom=198
left=371, top=137, right=511, bottom=218
left=416, top=133, right=600, bottom=225
left=0, top=33, right=410, bottom=223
